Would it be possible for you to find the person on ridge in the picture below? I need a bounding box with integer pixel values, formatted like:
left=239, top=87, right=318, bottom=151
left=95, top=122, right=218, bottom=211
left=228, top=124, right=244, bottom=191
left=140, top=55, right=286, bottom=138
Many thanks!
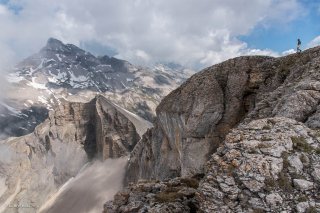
left=297, top=38, right=302, bottom=53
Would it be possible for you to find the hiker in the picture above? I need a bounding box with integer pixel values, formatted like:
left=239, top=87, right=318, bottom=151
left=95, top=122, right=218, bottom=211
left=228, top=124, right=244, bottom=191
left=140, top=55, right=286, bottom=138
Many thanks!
left=297, top=38, right=302, bottom=53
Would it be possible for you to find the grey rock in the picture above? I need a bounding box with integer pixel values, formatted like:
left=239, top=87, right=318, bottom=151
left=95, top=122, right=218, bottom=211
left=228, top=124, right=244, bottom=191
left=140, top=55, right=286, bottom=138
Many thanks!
left=296, top=202, right=310, bottom=213
left=265, top=193, right=283, bottom=207
left=312, top=166, right=320, bottom=182
left=197, top=117, right=320, bottom=212
left=103, top=177, right=199, bottom=213
left=293, top=179, right=314, bottom=191
left=288, top=155, right=303, bottom=173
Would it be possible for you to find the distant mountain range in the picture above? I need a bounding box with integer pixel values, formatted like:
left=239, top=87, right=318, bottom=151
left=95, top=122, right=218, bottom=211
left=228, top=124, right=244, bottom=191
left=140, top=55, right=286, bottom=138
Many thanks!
left=1, top=38, right=194, bottom=138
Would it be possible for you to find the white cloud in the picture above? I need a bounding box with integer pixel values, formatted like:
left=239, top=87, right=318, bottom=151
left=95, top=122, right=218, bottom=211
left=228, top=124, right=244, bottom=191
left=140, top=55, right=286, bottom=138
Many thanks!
left=282, top=49, right=296, bottom=55
left=0, top=0, right=305, bottom=69
left=0, top=4, right=8, bottom=15
left=307, top=35, right=320, bottom=48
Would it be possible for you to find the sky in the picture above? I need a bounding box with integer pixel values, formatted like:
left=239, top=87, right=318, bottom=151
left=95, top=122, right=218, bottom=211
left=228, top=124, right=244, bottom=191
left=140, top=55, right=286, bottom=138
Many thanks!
left=0, top=0, right=319, bottom=70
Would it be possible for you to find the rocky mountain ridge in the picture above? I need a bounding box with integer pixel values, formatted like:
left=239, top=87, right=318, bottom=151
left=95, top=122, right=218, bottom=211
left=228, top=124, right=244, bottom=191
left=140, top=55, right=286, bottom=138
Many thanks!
left=106, top=46, right=320, bottom=212
left=0, top=95, right=151, bottom=213
left=2, top=44, right=320, bottom=213
left=1, top=38, right=192, bottom=139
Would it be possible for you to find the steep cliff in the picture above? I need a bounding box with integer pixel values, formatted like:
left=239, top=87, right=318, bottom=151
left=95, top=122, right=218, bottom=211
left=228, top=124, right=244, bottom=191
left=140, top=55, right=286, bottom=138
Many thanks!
left=107, top=46, right=320, bottom=212
left=127, top=46, right=320, bottom=183
left=107, top=118, right=320, bottom=213
left=0, top=95, right=151, bottom=213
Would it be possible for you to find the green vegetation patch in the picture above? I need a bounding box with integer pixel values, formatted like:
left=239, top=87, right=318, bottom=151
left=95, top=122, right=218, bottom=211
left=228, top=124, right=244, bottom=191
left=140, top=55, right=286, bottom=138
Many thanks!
left=278, top=172, right=293, bottom=192
left=291, top=136, right=313, bottom=153
left=264, top=177, right=276, bottom=191
left=180, top=178, right=199, bottom=189
left=155, top=191, right=184, bottom=203
left=281, top=152, right=290, bottom=169
left=306, top=207, right=318, bottom=213
left=297, top=195, right=308, bottom=202
left=252, top=208, right=266, bottom=213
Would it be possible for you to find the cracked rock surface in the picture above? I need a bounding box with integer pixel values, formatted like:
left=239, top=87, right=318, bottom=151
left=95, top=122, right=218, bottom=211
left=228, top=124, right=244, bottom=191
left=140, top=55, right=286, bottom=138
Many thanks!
left=198, top=117, right=320, bottom=212
left=106, top=47, right=320, bottom=212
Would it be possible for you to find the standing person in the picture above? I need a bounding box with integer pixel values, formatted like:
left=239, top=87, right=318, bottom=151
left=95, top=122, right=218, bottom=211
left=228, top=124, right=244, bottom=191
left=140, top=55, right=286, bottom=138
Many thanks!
left=297, top=38, right=302, bottom=53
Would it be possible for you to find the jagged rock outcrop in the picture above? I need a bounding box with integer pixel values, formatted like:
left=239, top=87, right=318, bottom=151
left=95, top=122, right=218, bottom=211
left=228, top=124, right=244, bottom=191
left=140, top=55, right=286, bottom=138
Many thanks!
left=106, top=46, right=320, bottom=212
left=107, top=118, right=320, bottom=213
left=104, top=177, right=201, bottom=213
left=245, top=47, right=320, bottom=125
left=198, top=117, right=320, bottom=212
left=0, top=95, right=151, bottom=212
left=127, top=56, right=273, bottom=182
left=126, top=46, right=320, bottom=183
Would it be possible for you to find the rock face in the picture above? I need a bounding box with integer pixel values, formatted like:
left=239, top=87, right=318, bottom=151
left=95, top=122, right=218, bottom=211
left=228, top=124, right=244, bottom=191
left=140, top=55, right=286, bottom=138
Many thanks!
left=198, top=117, right=320, bottom=212
left=42, top=95, right=149, bottom=160
left=127, top=47, right=320, bottom=183
left=0, top=95, right=151, bottom=212
left=127, top=56, right=273, bottom=182
left=106, top=46, right=320, bottom=212
left=104, top=177, right=200, bottom=213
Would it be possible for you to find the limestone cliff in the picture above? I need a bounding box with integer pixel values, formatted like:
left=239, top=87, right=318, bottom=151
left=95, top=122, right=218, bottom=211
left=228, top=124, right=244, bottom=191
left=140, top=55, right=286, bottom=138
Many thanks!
left=107, top=46, right=320, bottom=212
left=0, top=95, right=151, bottom=213
left=107, top=118, right=320, bottom=213
left=127, top=46, right=320, bottom=183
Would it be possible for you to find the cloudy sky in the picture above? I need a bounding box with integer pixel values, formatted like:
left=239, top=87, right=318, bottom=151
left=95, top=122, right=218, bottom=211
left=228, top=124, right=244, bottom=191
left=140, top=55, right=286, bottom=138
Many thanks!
left=0, top=0, right=319, bottom=69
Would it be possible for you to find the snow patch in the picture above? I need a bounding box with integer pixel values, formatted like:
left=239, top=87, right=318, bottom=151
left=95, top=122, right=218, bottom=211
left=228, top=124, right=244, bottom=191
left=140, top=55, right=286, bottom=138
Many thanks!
left=27, top=77, right=47, bottom=90
left=6, top=74, right=25, bottom=83
left=70, top=72, right=88, bottom=82
left=55, top=54, right=62, bottom=62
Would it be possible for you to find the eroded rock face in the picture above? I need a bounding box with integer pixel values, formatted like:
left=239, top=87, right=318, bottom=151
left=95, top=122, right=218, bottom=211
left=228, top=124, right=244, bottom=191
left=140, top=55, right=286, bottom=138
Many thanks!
left=43, top=95, right=149, bottom=160
left=0, top=95, right=151, bottom=212
left=197, top=117, right=320, bottom=212
left=95, top=96, right=151, bottom=159
left=106, top=47, right=320, bottom=212
left=127, top=46, right=320, bottom=183
left=245, top=48, right=320, bottom=125
left=126, top=56, right=279, bottom=182
left=106, top=117, right=320, bottom=213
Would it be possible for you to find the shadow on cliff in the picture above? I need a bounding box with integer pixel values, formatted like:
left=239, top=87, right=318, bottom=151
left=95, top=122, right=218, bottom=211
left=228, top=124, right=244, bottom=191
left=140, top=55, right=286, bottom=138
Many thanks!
left=39, top=157, right=128, bottom=213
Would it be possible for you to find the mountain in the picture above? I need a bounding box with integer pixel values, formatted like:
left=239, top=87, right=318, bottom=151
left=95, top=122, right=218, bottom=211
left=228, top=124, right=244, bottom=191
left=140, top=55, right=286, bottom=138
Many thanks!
left=106, top=46, right=320, bottom=212
left=0, top=95, right=152, bottom=213
left=2, top=43, right=320, bottom=212
left=1, top=38, right=193, bottom=138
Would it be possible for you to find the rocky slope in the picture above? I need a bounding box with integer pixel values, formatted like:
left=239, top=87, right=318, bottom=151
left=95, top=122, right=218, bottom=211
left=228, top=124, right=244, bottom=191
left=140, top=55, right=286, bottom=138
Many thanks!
left=1, top=38, right=192, bottom=139
left=106, top=46, right=320, bottom=212
left=198, top=117, right=320, bottom=212
left=0, top=95, right=151, bottom=213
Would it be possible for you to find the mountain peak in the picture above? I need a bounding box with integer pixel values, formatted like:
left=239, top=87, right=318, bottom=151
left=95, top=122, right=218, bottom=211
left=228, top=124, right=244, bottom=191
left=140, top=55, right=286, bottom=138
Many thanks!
left=46, top=38, right=65, bottom=49
left=41, top=38, right=85, bottom=55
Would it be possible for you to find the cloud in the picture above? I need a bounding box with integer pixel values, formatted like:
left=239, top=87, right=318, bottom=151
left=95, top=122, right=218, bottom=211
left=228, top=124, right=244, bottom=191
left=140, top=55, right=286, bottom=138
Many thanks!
left=281, top=48, right=296, bottom=55
left=0, top=144, right=16, bottom=164
left=307, top=35, right=320, bottom=48
left=0, top=0, right=305, bottom=69
left=39, top=158, right=127, bottom=213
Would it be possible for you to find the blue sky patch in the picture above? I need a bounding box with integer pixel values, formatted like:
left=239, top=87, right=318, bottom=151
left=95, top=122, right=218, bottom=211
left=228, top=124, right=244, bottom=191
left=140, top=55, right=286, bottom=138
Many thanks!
left=0, top=0, right=23, bottom=14
left=240, top=0, right=320, bottom=52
